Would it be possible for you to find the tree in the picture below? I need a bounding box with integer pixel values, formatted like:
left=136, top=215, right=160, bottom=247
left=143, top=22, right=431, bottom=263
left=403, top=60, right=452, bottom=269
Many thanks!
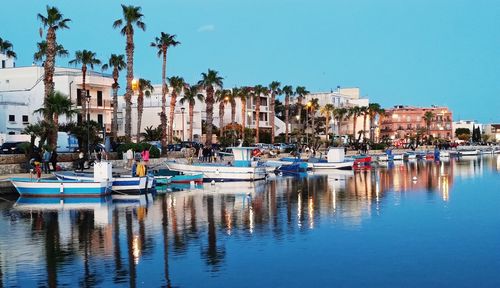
left=0, top=37, right=17, bottom=59
left=368, top=103, right=383, bottom=143
left=320, top=104, right=335, bottom=142
left=34, top=91, right=78, bottom=150
left=307, top=98, right=320, bottom=137
left=151, top=32, right=180, bottom=149
left=33, top=40, right=68, bottom=64
left=215, top=89, right=231, bottom=138
left=227, top=87, right=239, bottom=125
left=102, top=54, right=126, bottom=141
left=37, top=6, right=70, bottom=109
left=23, top=123, right=44, bottom=155
left=238, top=87, right=252, bottom=142
left=113, top=4, right=146, bottom=142
left=455, top=128, right=471, bottom=138
left=180, top=85, right=204, bottom=142
left=423, top=111, right=434, bottom=137
left=268, top=81, right=281, bottom=144
left=167, top=76, right=185, bottom=143
left=198, top=69, right=223, bottom=146
left=136, top=79, right=154, bottom=142
left=360, top=106, right=369, bottom=140
left=282, top=85, right=293, bottom=142
left=348, top=106, right=362, bottom=141
left=252, top=85, right=268, bottom=143
left=141, top=125, right=162, bottom=141
left=333, top=107, right=348, bottom=139
left=295, top=86, right=309, bottom=127
left=69, top=50, right=101, bottom=119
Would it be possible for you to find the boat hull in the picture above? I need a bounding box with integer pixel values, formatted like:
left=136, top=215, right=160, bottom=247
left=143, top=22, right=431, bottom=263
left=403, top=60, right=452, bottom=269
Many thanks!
left=165, top=162, right=268, bottom=182
left=307, top=161, right=354, bottom=170
left=54, top=172, right=149, bottom=194
left=170, top=173, right=204, bottom=184
left=10, top=178, right=110, bottom=197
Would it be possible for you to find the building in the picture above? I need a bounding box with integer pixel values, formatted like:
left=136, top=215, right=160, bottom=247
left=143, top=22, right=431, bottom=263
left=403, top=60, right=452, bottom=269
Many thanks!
left=482, top=124, right=500, bottom=142
left=452, top=120, right=483, bottom=140
left=380, top=105, right=453, bottom=141
left=303, top=87, right=370, bottom=139
left=0, top=53, right=113, bottom=136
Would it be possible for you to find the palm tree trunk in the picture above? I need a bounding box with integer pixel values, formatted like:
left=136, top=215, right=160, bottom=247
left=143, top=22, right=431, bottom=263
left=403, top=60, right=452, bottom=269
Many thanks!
left=270, top=93, right=275, bottom=144
left=241, top=98, right=246, bottom=142
left=363, top=114, right=367, bottom=140
left=112, top=81, right=119, bottom=141
left=219, top=101, right=224, bottom=138
left=189, top=104, right=194, bottom=142
left=369, top=115, right=374, bottom=143
left=137, top=90, right=144, bottom=142
left=353, top=115, right=357, bottom=138
left=311, top=108, right=315, bottom=137
left=338, top=118, right=342, bottom=138
left=44, top=27, right=56, bottom=108
left=285, top=95, right=289, bottom=142
left=124, top=29, right=135, bottom=142
left=231, top=101, right=236, bottom=124
left=325, top=114, right=330, bottom=140
left=205, top=87, right=214, bottom=146
left=161, top=47, right=168, bottom=148
left=51, top=114, right=59, bottom=150
left=168, top=91, right=177, bottom=144
left=255, top=96, right=261, bottom=143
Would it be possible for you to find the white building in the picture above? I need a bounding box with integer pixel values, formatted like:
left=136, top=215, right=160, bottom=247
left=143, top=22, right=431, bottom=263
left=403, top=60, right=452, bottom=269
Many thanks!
left=303, top=87, right=370, bottom=138
left=452, top=120, right=483, bottom=138
left=482, top=124, right=500, bottom=142
left=0, top=53, right=113, bottom=136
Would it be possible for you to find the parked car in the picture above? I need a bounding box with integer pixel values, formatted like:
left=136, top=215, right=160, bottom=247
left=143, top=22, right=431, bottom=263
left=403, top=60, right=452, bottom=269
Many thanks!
left=0, top=141, right=32, bottom=154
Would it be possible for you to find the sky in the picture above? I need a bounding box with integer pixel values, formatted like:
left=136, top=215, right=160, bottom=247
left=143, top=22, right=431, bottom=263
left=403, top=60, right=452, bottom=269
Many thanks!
left=1, top=0, right=499, bottom=122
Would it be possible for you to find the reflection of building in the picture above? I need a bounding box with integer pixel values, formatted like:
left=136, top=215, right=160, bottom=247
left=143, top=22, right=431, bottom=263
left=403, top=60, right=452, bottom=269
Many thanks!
left=380, top=105, right=453, bottom=141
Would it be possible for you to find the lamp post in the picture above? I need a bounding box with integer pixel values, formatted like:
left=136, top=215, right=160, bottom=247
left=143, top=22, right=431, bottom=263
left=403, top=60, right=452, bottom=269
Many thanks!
left=86, top=91, right=91, bottom=157
left=306, top=101, right=312, bottom=146
left=181, top=107, right=185, bottom=142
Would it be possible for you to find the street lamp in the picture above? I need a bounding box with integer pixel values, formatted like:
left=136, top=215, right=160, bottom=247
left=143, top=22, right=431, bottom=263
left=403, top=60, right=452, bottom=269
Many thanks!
left=306, top=101, right=312, bottom=146
left=181, top=107, right=185, bottom=141
left=86, top=91, right=91, bottom=157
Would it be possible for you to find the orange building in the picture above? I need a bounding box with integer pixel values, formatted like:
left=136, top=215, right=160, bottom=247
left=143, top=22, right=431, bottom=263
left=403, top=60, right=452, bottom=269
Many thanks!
left=380, top=105, right=453, bottom=141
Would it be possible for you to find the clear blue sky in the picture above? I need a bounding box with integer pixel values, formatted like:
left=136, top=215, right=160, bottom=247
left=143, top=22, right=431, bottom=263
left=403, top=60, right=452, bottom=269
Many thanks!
left=2, top=0, right=499, bottom=122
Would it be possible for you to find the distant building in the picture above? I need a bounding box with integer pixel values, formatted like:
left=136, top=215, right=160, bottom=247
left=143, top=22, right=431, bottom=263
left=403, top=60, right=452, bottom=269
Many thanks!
left=482, top=124, right=500, bottom=142
left=0, top=53, right=113, bottom=136
left=380, top=105, right=453, bottom=141
left=303, top=87, right=370, bottom=138
left=452, top=120, right=483, bottom=139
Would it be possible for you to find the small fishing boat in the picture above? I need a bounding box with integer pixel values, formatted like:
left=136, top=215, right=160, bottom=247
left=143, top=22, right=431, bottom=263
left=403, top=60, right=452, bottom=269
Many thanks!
left=459, top=149, right=480, bottom=156
left=54, top=171, right=150, bottom=194
left=170, top=173, right=204, bottom=184
left=345, top=155, right=372, bottom=167
left=11, top=162, right=112, bottom=197
left=265, top=158, right=309, bottom=172
left=165, top=147, right=268, bottom=182
left=306, top=148, right=354, bottom=170
left=376, top=154, right=394, bottom=162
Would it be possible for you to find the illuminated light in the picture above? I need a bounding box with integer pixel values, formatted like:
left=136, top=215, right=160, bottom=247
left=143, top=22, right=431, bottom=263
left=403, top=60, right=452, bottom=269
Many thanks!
left=308, top=196, right=314, bottom=229
left=131, top=78, right=139, bottom=91
left=297, top=192, right=302, bottom=228
left=249, top=206, right=254, bottom=234
left=133, top=235, right=141, bottom=264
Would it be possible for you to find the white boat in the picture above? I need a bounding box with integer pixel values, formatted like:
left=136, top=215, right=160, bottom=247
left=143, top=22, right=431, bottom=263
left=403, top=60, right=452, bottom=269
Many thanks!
left=404, top=152, right=418, bottom=160
left=307, top=148, right=354, bottom=170
left=393, top=154, right=404, bottom=160
left=459, top=150, right=480, bottom=156
left=165, top=147, right=268, bottom=182
left=439, top=151, right=450, bottom=158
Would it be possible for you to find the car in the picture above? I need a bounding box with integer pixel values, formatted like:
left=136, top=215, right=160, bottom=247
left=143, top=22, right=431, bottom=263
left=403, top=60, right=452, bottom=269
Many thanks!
left=167, top=144, right=182, bottom=151
left=0, top=141, right=33, bottom=154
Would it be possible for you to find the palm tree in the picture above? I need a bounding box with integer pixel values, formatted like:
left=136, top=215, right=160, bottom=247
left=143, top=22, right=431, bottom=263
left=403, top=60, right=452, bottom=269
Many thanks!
left=151, top=32, right=180, bottom=149
left=215, top=89, right=231, bottom=138
left=0, top=37, right=16, bottom=59
left=424, top=111, right=434, bottom=137
left=69, top=50, right=101, bottom=120
left=34, top=91, right=78, bottom=150
left=295, top=86, right=309, bottom=127
left=238, top=87, right=252, bottom=142
left=282, top=85, right=293, bottom=142
left=367, top=103, right=382, bottom=143
left=167, top=76, right=185, bottom=143
left=348, top=106, right=362, bottom=141
left=252, top=85, right=268, bottom=143
left=308, top=98, right=320, bottom=136
left=37, top=6, right=70, bottom=107
left=228, top=87, right=239, bottom=124
left=102, top=54, right=126, bottom=141
left=180, top=85, right=204, bottom=142
left=33, top=40, right=68, bottom=64
left=320, top=104, right=335, bottom=142
left=136, top=79, right=154, bottom=142
left=23, top=123, right=44, bottom=155
left=268, top=81, right=281, bottom=144
left=198, top=69, right=223, bottom=146
left=333, top=107, right=348, bottom=137
left=113, top=4, right=146, bottom=142
left=359, top=106, right=369, bottom=140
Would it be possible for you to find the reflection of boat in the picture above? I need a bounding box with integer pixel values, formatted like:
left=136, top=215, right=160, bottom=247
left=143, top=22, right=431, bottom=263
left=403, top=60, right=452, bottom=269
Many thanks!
left=14, top=196, right=112, bottom=211
left=112, top=193, right=152, bottom=207
left=170, top=173, right=203, bottom=184
left=165, top=147, right=268, bottom=182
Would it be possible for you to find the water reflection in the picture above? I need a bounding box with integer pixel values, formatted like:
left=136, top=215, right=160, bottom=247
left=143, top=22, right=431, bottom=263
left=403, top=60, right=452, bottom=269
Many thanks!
left=0, top=155, right=498, bottom=286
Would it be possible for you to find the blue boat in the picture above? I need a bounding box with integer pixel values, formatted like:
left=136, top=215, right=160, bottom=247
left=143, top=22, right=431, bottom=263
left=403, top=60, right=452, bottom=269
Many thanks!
left=10, top=178, right=111, bottom=197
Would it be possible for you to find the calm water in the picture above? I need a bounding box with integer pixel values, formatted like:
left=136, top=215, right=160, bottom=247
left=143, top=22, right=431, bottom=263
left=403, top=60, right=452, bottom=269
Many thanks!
left=1, top=156, right=500, bottom=287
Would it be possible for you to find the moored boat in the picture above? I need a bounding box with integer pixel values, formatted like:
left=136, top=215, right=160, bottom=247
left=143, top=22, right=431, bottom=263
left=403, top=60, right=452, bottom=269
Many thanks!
left=307, top=148, right=354, bottom=170
left=54, top=171, right=150, bottom=194
left=170, top=173, right=204, bottom=184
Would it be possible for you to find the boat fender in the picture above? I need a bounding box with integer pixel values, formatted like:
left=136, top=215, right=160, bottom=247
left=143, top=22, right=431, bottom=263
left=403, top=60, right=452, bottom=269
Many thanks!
left=60, top=183, right=64, bottom=194
left=211, top=180, right=216, bottom=185
left=412, top=176, right=417, bottom=181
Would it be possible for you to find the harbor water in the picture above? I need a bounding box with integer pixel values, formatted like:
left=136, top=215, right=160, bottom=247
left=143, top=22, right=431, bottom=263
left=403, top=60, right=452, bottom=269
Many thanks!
left=0, top=155, right=499, bottom=287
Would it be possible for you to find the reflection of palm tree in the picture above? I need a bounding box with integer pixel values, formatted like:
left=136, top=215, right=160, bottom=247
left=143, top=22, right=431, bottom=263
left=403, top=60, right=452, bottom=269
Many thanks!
left=113, top=209, right=126, bottom=283
left=126, top=211, right=136, bottom=288
left=203, top=196, right=225, bottom=268
left=45, top=212, right=59, bottom=288
left=161, top=197, right=172, bottom=287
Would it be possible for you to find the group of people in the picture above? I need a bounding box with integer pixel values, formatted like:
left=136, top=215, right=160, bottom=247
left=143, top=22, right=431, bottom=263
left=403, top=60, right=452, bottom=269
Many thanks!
left=29, top=148, right=58, bottom=178
left=125, top=147, right=150, bottom=177
left=196, top=146, right=224, bottom=163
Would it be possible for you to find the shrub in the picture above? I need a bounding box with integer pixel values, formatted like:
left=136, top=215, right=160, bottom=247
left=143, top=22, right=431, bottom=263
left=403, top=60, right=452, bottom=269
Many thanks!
left=116, top=142, right=161, bottom=159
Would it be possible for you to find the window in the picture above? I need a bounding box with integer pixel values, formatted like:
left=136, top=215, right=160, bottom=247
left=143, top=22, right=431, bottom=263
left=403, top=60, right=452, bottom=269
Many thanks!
left=97, top=114, right=103, bottom=126
left=76, top=89, right=89, bottom=106
left=8, top=115, right=15, bottom=122
left=22, top=115, right=28, bottom=123
left=97, top=91, right=103, bottom=106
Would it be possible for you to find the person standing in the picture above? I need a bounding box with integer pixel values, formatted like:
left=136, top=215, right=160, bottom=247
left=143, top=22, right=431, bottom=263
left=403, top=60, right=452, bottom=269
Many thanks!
left=50, top=150, right=58, bottom=171
left=126, top=148, right=134, bottom=169
left=141, top=147, right=150, bottom=165
left=78, top=150, right=85, bottom=171
left=42, top=148, right=51, bottom=174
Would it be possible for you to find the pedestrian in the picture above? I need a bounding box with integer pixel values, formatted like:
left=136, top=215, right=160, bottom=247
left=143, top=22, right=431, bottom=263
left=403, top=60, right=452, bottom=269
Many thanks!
left=141, top=146, right=150, bottom=165
left=198, top=146, right=203, bottom=162
left=50, top=150, right=58, bottom=171
left=42, top=148, right=51, bottom=174
left=135, top=149, right=142, bottom=162
left=78, top=150, right=85, bottom=171
left=126, top=148, right=134, bottom=169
